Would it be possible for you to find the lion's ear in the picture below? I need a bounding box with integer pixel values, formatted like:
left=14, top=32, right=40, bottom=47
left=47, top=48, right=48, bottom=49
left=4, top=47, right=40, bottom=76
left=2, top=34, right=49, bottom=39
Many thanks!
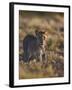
left=44, top=31, right=48, bottom=40
left=45, top=31, right=48, bottom=35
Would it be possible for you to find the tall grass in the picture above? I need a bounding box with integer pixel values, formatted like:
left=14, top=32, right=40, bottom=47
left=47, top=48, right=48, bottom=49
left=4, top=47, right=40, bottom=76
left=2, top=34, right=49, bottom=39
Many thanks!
left=19, top=11, right=64, bottom=79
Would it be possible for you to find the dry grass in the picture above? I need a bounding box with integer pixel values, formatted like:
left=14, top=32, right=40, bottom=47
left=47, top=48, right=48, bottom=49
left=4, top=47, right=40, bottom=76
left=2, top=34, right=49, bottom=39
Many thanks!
left=19, top=11, right=64, bottom=79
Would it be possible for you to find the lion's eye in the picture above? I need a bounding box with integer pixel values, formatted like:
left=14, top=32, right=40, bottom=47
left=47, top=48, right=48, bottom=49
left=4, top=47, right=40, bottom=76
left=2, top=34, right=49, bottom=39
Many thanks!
left=43, top=36, right=45, bottom=39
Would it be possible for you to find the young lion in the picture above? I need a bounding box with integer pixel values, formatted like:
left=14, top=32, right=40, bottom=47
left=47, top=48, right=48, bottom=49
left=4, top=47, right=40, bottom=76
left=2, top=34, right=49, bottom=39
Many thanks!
left=23, top=30, right=48, bottom=63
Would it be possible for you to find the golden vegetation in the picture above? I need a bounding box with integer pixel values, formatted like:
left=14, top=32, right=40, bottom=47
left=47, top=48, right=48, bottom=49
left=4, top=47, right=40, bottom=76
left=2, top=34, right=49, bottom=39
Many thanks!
left=19, top=11, right=64, bottom=79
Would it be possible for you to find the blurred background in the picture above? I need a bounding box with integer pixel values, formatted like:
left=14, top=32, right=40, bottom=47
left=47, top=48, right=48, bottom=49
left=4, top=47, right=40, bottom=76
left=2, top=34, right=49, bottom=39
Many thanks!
left=19, top=10, right=64, bottom=79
